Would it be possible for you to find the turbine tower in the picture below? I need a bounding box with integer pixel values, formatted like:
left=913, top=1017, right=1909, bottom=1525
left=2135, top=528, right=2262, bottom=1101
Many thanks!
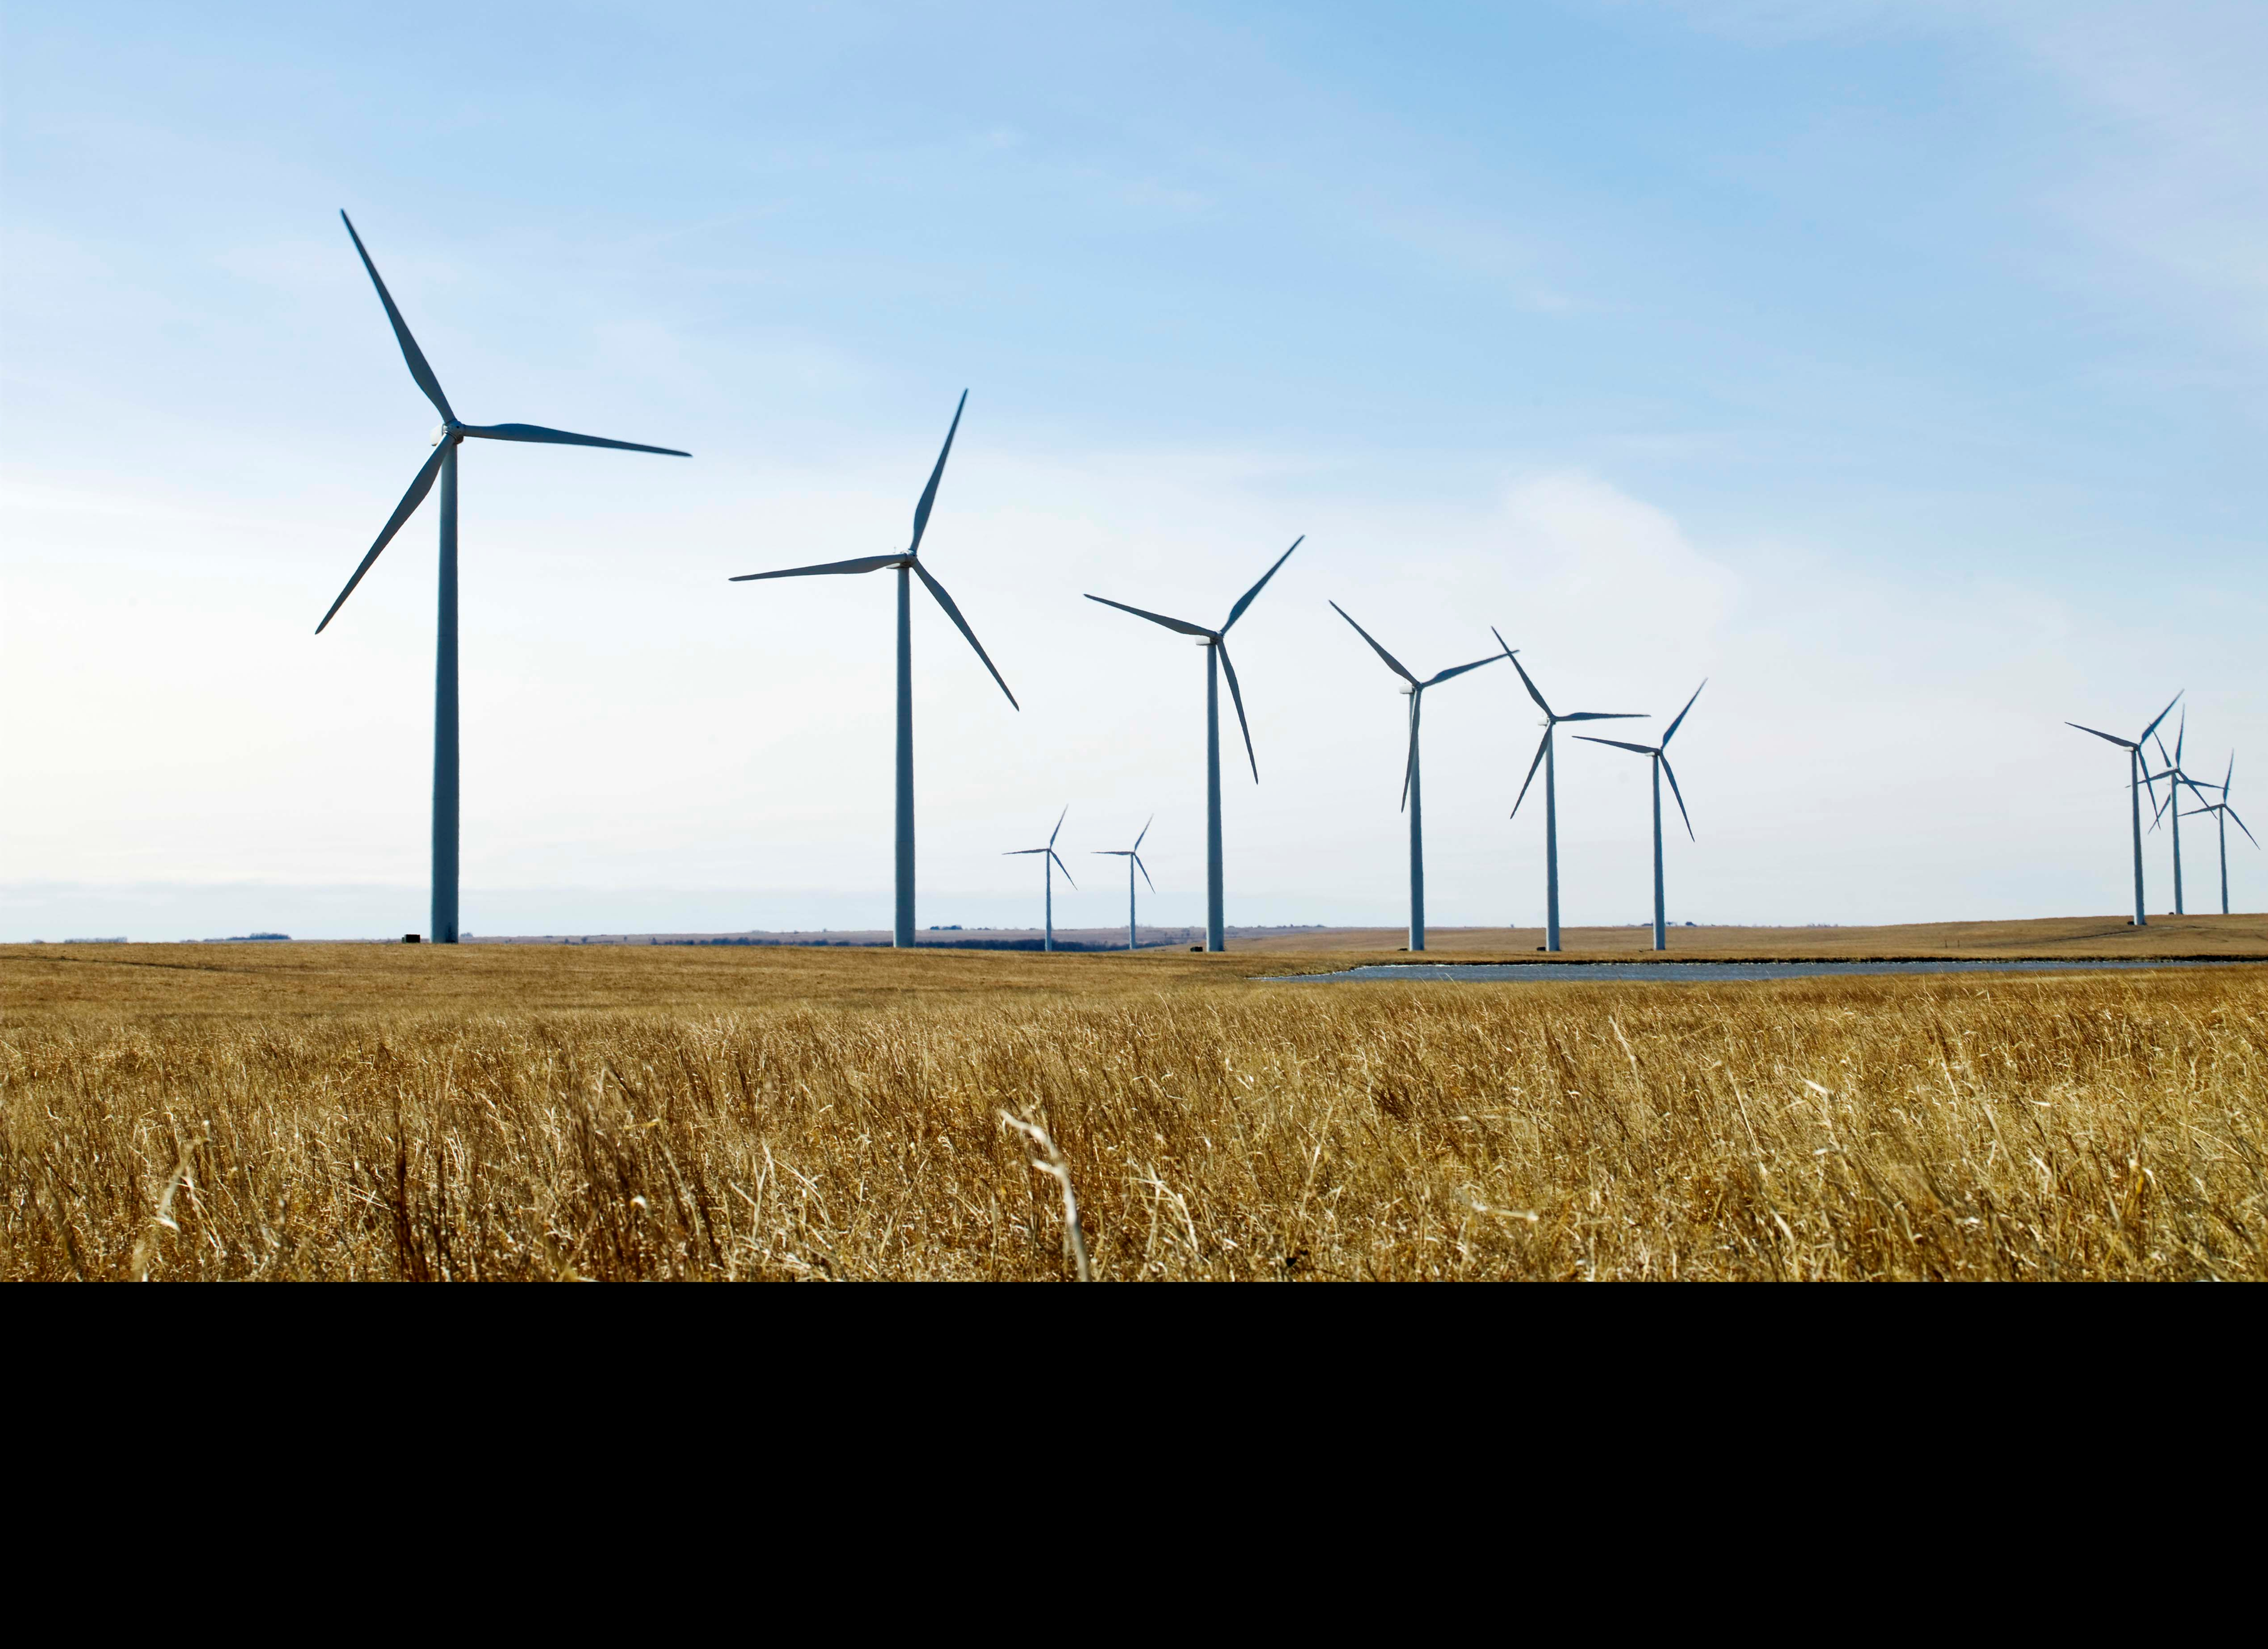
left=2179, top=754, right=2255, bottom=917
left=1093, top=817, right=1156, bottom=952
left=2068, top=692, right=2181, bottom=927
left=316, top=212, right=689, bottom=945
left=1329, top=603, right=1502, bottom=952
left=1005, top=807, right=1076, bottom=951
left=1086, top=538, right=1302, bottom=953
left=1493, top=630, right=1645, bottom=953
left=732, top=393, right=1018, bottom=947
left=1576, top=681, right=1706, bottom=952
left=2144, top=710, right=2220, bottom=915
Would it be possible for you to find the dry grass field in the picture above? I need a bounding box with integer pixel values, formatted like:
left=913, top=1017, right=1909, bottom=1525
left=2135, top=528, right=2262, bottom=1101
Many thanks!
left=1230, top=913, right=2268, bottom=957
left=5, top=937, right=2264, bottom=1281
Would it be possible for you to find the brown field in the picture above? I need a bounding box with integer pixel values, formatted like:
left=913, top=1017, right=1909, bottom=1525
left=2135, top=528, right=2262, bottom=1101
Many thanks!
left=463, top=912, right=2268, bottom=957
left=4, top=933, right=2264, bottom=1281
left=1229, top=913, right=2268, bottom=957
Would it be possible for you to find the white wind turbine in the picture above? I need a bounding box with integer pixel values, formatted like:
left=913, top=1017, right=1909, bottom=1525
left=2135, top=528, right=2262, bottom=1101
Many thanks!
left=2144, top=710, right=2221, bottom=915
left=316, top=212, right=690, bottom=944
left=1494, top=630, right=1646, bottom=952
left=2068, top=692, right=2180, bottom=927
left=1329, top=603, right=1502, bottom=952
left=2179, top=754, right=2255, bottom=916
left=1086, top=538, right=1302, bottom=953
left=1093, top=817, right=1157, bottom=953
left=731, top=393, right=1018, bottom=946
left=1576, top=681, right=1706, bottom=952
left=1005, top=807, right=1076, bottom=951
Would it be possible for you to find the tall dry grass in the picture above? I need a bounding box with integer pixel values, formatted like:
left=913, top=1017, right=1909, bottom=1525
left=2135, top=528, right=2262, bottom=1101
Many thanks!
left=5, top=954, right=2263, bottom=1279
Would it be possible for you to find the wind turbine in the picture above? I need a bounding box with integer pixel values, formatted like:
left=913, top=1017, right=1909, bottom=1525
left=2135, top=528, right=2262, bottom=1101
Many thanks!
left=1329, top=604, right=1502, bottom=952
left=2067, top=692, right=2181, bottom=926
left=1093, top=816, right=1157, bottom=952
left=1005, top=807, right=1076, bottom=951
left=732, top=392, right=1018, bottom=947
left=2144, top=710, right=2221, bottom=915
left=316, top=212, right=689, bottom=945
left=2179, top=754, right=2255, bottom=916
left=1086, top=538, right=1302, bottom=952
left=1493, top=630, right=1646, bottom=953
left=1575, top=681, right=1706, bottom=952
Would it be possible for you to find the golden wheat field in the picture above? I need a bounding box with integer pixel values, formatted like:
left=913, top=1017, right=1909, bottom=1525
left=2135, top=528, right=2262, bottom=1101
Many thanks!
left=5, top=940, right=2265, bottom=1280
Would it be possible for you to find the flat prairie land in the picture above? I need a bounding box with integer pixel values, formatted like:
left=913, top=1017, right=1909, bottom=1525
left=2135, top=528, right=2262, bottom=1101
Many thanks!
left=1228, top=913, right=2268, bottom=957
left=4, top=937, right=2264, bottom=1281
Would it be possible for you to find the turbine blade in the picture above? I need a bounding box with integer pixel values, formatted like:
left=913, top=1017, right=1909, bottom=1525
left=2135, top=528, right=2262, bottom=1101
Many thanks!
left=1084, top=594, right=1214, bottom=637
left=1574, top=736, right=1657, bottom=756
left=1048, top=850, right=1077, bottom=888
left=2229, top=808, right=2259, bottom=849
left=1422, top=653, right=1505, bottom=688
left=1049, top=805, right=1067, bottom=847
left=315, top=444, right=448, bottom=633
left=2137, top=691, right=2182, bottom=748
left=460, top=423, right=689, bottom=457
left=2225, top=752, right=2236, bottom=797
left=1400, top=690, right=1421, bottom=811
left=1559, top=711, right=1648, bottom=722
left=1662, top=679, right=1707, bottom=747
left=1328, top=601, right=1416, bottom=684
left=1510, top=730, right=1549, bottom=819
left=1495, top=633, right=1553, bottom=717
left=1134, top=853, right=1155, bottom=895
left=339, top=212, right=454, bottom=424
left=1222, top=536, right=1302, bottom=632
left=913, top=558, right=1018, bottom=710
left=1661, top=754, right=1695, bottom=840
left=1004, top=848, right=1047, bottom=856
left=909, top=389, right=966, bottom=556
left=1133, top=814, right=1153, bottom=852
left=730, top=553, right=902, bottom=581
left=1216, top=638, right=1259, bottom=782
left=2175, top=708, right=2186, bottom=765
left=2067, top=722, right=2135, bottom=749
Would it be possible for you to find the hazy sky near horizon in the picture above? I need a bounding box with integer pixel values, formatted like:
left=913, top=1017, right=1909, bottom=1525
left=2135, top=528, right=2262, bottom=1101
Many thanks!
left=4, top=1, right=2264, bottom=940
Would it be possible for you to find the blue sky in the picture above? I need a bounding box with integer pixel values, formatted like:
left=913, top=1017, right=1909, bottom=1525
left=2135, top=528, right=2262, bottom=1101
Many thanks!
left=5, top=1, right=2264, bottom=938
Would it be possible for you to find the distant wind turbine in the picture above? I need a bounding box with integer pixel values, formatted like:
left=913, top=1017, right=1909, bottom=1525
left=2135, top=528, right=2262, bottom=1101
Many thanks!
left=1576, top=681, right=1706, bottom=952
left=1006, top=807, right=1077, bottom=951
left=316, top=212, right=689, bottom=945
left=1494, top=631, right=1646, bottom=953
left=1329, top=604, right=1502, bottom=952
left=1093, top=816, right=1157, bottom=952
left=2068, top=692, right=2181, bottom=927
left=1086, top=538, right=1302, bottom=952
left=732, top=393, right=1018, bottom=947
left=2179, top=754, right=2255, bottom=916
left=2144, top=710, right=2221, bottom=915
